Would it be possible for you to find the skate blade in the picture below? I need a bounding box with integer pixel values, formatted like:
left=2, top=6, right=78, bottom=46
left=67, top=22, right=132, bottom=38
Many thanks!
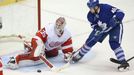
left=118, top=67, right=130, bottom=72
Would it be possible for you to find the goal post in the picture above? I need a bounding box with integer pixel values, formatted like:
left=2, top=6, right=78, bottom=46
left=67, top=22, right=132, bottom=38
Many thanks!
left=37, top=0, right=41, bottom=30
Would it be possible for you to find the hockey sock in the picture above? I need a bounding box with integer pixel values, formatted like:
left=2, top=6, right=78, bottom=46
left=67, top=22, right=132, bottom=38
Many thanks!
left=113, top=47, right=126, bottom=62
left=79, top=44, right=91, bottom=56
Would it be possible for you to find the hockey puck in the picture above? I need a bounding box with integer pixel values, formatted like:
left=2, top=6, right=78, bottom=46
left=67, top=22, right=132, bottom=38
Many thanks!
left=37, top=69, right=41, bottom=73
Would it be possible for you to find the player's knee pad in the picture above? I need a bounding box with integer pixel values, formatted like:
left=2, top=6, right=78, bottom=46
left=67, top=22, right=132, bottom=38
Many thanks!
left=109, top=41, right=120, bottom=50
left=31, top=36, right=45, bottom=57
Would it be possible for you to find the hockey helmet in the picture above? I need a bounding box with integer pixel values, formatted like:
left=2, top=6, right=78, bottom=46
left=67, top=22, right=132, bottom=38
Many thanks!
left=87, top=0, right=99, bottom=8
left=55, top=17, right=66, bottom=36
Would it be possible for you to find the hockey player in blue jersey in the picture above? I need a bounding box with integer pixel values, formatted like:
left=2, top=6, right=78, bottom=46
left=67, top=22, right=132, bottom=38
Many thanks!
left=72, top=0, right=129, bottom=71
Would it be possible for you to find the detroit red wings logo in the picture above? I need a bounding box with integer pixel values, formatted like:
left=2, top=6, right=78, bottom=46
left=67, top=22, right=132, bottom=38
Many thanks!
left=49, top=41, right=63, bottom=47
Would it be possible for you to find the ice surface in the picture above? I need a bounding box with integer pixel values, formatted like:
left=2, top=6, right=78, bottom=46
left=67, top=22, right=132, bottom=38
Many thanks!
left=0, top=0, right=134, bottom=75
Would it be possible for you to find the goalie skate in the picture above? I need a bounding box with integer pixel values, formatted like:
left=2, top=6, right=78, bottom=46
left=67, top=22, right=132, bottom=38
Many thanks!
left=6, top=57, right=18, bottom=70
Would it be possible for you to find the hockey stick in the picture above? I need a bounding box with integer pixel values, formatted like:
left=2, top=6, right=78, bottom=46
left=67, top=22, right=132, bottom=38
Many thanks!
left=56, top=50, right=80, bottom=72
left=39, top=50, right=78, bottom=72
left=39, top=54, right=61, bottom=72
left=39, top=54, right=72, bottom=72
left=127, top=56, right=134, bottom=61
left=110, top=56, right=134, bottom=64
left=56, top=54, right=74, bottom=72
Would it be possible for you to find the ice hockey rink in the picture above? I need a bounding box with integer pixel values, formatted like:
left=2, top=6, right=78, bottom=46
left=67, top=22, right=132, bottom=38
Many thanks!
left=0, top=0, right=134, bottom=75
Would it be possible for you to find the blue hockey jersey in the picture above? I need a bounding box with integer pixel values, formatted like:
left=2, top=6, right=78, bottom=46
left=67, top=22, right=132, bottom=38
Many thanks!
left=87, top=4, right=125, bottom=29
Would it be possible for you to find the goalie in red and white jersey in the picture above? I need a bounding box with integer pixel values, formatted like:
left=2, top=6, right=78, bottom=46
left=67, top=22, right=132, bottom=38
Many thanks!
left=7, top=17, right=73, bottom=70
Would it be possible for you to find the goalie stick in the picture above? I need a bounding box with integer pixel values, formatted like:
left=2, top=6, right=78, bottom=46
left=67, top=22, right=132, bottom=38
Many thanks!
left=39, top=50, right=79, bottom=72
left=56, top=51, right=75, bottom=71
left=110, top=56, right=134, bottom=64
left=56, top=50, right=81, bottom=71
left=39, top=54, right=58, bottom=71
left=39, top=53, right=72, bottom=72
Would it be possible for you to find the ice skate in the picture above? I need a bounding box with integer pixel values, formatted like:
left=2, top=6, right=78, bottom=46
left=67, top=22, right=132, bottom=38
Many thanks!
left=118, top=61, right=130, bottom=72
left=7, top=57, right=18, bottom=70
left=72, top=51, right=83, bottom=63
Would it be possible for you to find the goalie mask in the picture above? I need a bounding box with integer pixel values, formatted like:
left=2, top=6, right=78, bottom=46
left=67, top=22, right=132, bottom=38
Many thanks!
left=55, top=17, right=66, bottom=36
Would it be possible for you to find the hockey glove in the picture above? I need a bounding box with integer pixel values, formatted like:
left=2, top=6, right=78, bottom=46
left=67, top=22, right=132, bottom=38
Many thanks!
left=64, top=52, right=72, bottom=63
left=109, top=16, right=121, bottom=28
left=94, top=26, right=112, bottom=37
left=103, top=17, right=121, bottom=33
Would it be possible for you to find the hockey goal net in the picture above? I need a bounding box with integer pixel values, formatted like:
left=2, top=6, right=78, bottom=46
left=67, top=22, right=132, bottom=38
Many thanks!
left=0, top=0, right=41, bottom=41
left=0, top=0, right=42, bottom=55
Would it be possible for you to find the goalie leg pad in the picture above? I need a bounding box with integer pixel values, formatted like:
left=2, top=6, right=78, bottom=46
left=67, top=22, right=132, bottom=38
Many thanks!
left=31, top=36, right=45, bottom=57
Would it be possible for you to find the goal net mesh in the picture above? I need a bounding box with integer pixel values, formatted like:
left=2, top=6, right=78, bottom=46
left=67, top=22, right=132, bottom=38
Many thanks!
left=0, top=0, right=41, bottom=40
